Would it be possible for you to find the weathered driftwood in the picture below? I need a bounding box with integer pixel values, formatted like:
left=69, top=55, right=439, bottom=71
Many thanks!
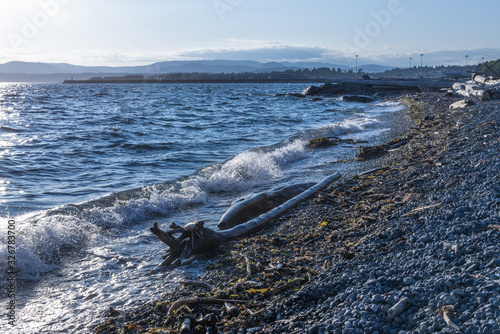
left=402, top=202, right=441, bottom=217
left=387, top=296, right=411, bottom=320
left=224, top=302, right=240, bottom=317
left=218, top=172, right=341, bottom=239
left=168, top=297, right=249, bottom=317
left=437, top=305, right=462, bottom=332
left=449, top=99, right=475, bottom=110
left=151, top=173, right=342, bottom=266
left=306, top=136, right=367, bottom=148
left=472, top=73, right=500, bottom=86
left=453, top=73, right=500, bottom=100
left=150, top=221, right=226, bottom=266
left=443, top=242, right=459, bottom=254
left=217, top=182, right=315, bottom=230
left=356, top=138, right=409, bottom=160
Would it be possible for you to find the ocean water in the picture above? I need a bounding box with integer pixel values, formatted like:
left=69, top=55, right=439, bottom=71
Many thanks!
left=0, top=83, right=404, bottom=333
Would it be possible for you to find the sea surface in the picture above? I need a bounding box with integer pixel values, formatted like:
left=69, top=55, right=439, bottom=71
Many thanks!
left=0, top=82, right=404, bottom=333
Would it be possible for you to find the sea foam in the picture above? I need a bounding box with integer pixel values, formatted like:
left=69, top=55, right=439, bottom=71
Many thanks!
left=0, top=139, right=309, bottom=280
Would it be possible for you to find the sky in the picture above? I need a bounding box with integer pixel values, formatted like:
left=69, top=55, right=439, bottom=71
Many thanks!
left=0, top=0, right=499, bottom=68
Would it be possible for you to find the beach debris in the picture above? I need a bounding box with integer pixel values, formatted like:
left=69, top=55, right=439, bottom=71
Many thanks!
left=452, top=73, right=500, bottom=101
left=302, top=82, right=375, bottom=96
left=387, top=297, right=411, bottom=320
left=217, top=182, right=315, bottom=230
left=306, top=136, right=366, bottom=148
left=97, top=91, right=500, bottom=333
left=437, top=305, right=462, bottom=332
left=168, top=297, right=250, bottom=317
left=306, top=136, right=338, bottom=148
left=402, top=202, right=442, bottom=217
left=449, top=99, right=475, bottom=110
left=243, top=255, right=257, bottom=279
left=151, top=173, right=341, bottom=266
left=224, top=302, right=240, bottom=317
left=356, top=137, right=409, bottom=160
left=443, top=242, right=459, bottom=253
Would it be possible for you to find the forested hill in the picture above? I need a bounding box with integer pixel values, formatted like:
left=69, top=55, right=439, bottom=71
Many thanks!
left=476, top=59, right=500, bottom=74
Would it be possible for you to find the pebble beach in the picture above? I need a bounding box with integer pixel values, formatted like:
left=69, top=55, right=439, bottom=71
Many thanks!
left=94, top=92, right=500, bottom=334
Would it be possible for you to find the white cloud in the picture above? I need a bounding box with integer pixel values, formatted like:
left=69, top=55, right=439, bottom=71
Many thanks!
left=176, top=45, right=333, bottom=62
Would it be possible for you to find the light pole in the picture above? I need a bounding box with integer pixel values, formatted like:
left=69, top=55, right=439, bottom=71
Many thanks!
left=355, top=55, right=359, bottom=77
left=409, top=57, right=412, bottom=68
left=420, top=54, right=424, bottom=68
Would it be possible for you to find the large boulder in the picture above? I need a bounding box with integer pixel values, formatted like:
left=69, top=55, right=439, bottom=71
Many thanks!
left=303, top=82, right=374, bottom=96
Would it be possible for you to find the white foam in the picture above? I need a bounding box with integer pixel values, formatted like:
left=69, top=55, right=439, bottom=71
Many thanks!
left=0, top=214, right=97, bottom=280
left=182, top=139, right=308, bottom=193
left=368, top=101, right=405, bottom=115
left=304, top=116, right=380, bottom=139
left=0, top=140, right=309, bottom=280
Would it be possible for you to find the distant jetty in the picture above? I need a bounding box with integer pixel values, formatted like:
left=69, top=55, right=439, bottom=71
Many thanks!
left=63, top=74, right=453, bottom=91
left=63, top=74, right=318, bottom=84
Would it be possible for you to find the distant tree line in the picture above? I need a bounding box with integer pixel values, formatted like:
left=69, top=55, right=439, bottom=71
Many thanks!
left=374, top=65, right=476, bottom=79
left=143, top=60, right=500, bottom=82
left=476, top=59, right=500, bottom=75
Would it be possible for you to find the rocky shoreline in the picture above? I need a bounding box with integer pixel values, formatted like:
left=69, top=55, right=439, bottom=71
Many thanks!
left=94, top=93, right=499, bottom=334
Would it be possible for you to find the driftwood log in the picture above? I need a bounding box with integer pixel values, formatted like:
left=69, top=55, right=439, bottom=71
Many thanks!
left=217, top=182, right=315, bottom=230
left=356, top=138, right=409, bottom=160
left=437, top=305, right=462, bottom=332
left=387, top=297, right=411, bottom=320
left=452, top=73, right=500, bottom=101
left=150, top=172, right=341, bottom=266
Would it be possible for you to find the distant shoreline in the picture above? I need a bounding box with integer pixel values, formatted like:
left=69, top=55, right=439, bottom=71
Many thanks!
left=62, top=78, right=324, bottom=84
left=62, top=77, right=453, bottom=92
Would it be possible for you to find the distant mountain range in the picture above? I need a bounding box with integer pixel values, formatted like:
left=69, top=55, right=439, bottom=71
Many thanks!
left=0, top=60, right=393, bottom=82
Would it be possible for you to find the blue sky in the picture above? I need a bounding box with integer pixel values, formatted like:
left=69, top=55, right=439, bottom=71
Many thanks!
left=0, top=0, right=499, bottom=67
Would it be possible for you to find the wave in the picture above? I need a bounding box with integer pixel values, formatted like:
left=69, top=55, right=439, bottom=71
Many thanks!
left=0, top=108, right=390, bottom=281
left=0, top=139, right=309, bottom=280
left=367, top=101, right=405, bottom=115
left=299, top=115, right=380, bottom=139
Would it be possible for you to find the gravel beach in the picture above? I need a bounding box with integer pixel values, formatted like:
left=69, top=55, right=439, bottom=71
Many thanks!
left=94, top=93, right=499, bottom=334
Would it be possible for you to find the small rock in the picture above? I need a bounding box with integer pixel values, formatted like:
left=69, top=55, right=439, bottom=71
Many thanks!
left=418, top=234, right=432, bottom=243
left=403, top=277, right=416, bottom=285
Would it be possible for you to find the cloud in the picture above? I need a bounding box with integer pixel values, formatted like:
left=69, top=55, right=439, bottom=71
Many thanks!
left=176, top=45, right=333, bottom=62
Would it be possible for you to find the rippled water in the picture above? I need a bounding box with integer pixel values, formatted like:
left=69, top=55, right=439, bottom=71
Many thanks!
left=0, top=83, right=403, bottom=333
